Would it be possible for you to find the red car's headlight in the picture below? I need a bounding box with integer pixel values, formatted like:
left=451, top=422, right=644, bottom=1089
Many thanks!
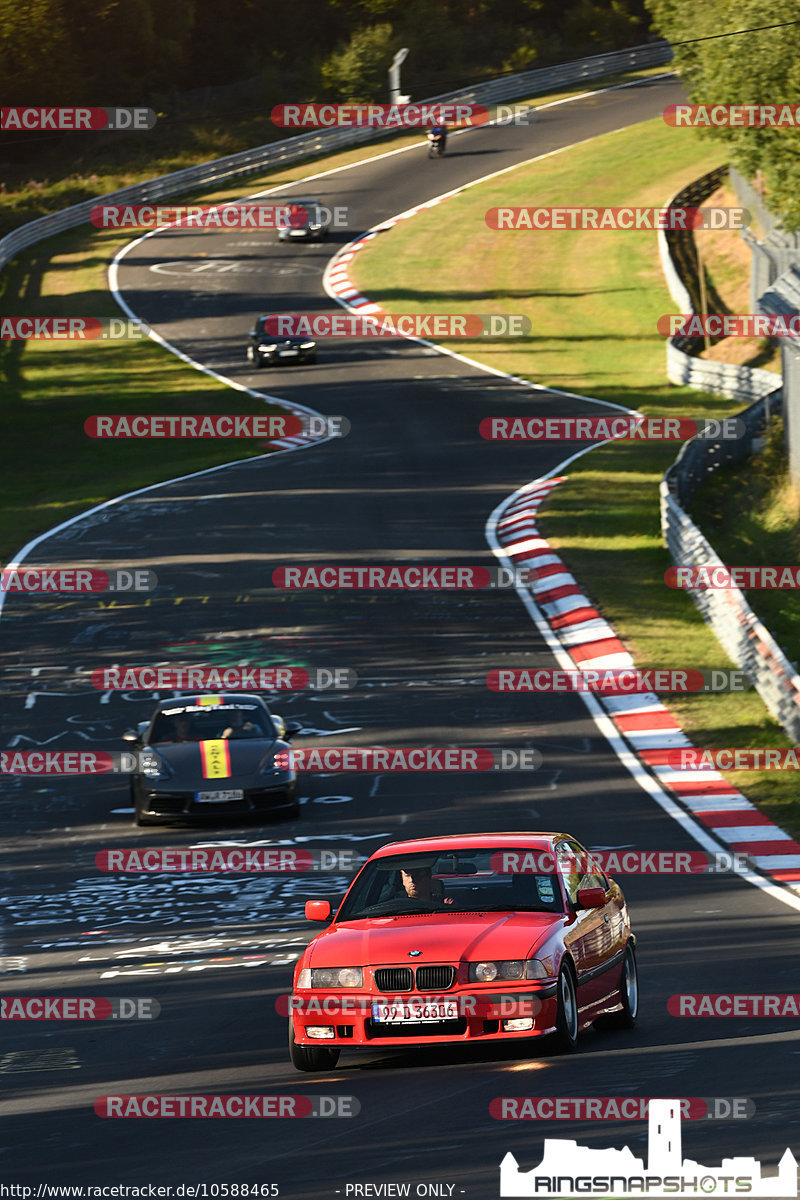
left=468, top=959, right=548, bottom=982
left=296, top=967, right=363, bottom=988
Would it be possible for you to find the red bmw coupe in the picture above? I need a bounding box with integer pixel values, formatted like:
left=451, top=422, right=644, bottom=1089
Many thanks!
left=288, top=832, right=638, bottom=1071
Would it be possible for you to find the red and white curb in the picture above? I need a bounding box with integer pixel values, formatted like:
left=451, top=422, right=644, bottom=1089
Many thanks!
left=494, top=477, right=800, bottom=890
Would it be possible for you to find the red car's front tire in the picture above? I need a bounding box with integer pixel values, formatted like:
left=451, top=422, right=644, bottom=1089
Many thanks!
left=289, top=1020, right=340, bottom=1073
left=552, top=961, right=579, bottom=1053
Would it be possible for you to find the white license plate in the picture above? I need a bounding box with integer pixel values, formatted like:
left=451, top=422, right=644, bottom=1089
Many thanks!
left=373, top=999, right=458, bottom=1023
left=279, top=350, right=299, bottom=357
left=194, top=789, right=244, bottom=803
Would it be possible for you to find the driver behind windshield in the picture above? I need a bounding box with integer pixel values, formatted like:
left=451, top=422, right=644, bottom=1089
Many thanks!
left=219, top=708, right=262, bottom=738
left=400, top=866, right=450, bottom=905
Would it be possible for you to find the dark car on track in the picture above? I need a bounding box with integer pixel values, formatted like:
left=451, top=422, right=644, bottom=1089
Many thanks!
left=289, top=831, right=637, bottom=1072
left=123, top=694, right=301, bottom=826
left=246, top=319, right=317, bottom=368
left=277, top=197, right=330, bottom=242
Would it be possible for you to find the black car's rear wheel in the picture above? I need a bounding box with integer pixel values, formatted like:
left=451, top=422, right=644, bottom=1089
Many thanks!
left=289, top=1020, right=340, bottom=1072
left=553, top=961, right=579, bottom=1052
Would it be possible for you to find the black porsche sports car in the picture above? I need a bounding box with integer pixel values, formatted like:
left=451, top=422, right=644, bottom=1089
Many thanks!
left=122, top=694, right=301, bottom=826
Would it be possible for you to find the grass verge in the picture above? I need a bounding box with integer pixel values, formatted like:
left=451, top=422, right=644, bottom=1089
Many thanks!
left=350, top=117, right=800, bottom=841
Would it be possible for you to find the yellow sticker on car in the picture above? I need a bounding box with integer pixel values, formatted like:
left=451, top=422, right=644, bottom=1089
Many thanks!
left=200, top=740, right=232, bottom=779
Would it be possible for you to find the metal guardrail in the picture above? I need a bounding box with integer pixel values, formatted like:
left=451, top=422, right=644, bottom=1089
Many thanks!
left=0, top=41, right=672, bottom=273
left=659, top=173, right=800, bottom=741
left=659, top=165, right=782, bottom=400
left=660, top=462, right=800, bottom=741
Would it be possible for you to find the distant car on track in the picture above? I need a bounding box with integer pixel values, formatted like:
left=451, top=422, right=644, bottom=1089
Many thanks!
left=277, top=197, right=330, bottom=242
left=246, top=319, right=317, bottom=367
left=123, top=693, right=301, bottom=826
left=289, top=831, right=637, bottom=1071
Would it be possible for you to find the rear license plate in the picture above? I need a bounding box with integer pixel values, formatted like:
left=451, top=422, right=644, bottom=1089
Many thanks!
left=372, top=999, right=458, bottom=1023
left=194, top=789, right=244, bottom=803
left=279, top=350, right=299, bottom=357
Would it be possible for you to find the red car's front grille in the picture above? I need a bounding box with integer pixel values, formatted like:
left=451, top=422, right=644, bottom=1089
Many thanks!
left=415, top=965, right=455, bottom=990
left=373, top=965, right=456, bottom=992
left=374, top=968, right=413, bottom=992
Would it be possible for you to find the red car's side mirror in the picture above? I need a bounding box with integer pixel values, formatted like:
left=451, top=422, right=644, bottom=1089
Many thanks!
left=305, top=900, right=332, bottom=921
left=576, top=887, right=606, bottom=909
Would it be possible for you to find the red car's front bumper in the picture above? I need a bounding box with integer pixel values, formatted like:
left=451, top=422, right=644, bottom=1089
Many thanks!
left=290, top=985, right=559, bottom=1047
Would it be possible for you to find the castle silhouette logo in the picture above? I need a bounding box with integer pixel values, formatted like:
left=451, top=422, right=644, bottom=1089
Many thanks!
left=499, top=1099, right=798, bottom=1197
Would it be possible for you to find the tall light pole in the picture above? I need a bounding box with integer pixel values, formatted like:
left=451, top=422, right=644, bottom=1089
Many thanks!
left=389, top=48, right=410, bottom=104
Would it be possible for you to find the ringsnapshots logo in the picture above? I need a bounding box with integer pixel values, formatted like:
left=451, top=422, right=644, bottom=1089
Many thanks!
left=499, top=1098, right=798, bottom=1197
left=262, top=313, right=529, bottom=339
left=1, top=107, right=157, bottom=131
left=486, top=207, right=748, bottom=231
left=480, top=417, right=743, bottom=442
left=0, top=567, right=156, bottom=593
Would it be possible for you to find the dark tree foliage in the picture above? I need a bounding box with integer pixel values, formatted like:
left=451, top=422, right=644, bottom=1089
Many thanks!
left=645, top=0, right=800, bottom=230
left=0, top=0, right=651, bottom=156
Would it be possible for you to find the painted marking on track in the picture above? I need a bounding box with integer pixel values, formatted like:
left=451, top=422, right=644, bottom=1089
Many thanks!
left=0, top=1049, right=80, bottom=1072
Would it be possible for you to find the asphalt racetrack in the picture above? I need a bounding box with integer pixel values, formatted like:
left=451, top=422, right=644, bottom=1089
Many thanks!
left=2, top=75, right=800, bottom=1195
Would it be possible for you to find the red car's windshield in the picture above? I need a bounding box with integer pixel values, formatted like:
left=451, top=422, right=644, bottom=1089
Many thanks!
left=335, top=849, right=564, bottom=920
